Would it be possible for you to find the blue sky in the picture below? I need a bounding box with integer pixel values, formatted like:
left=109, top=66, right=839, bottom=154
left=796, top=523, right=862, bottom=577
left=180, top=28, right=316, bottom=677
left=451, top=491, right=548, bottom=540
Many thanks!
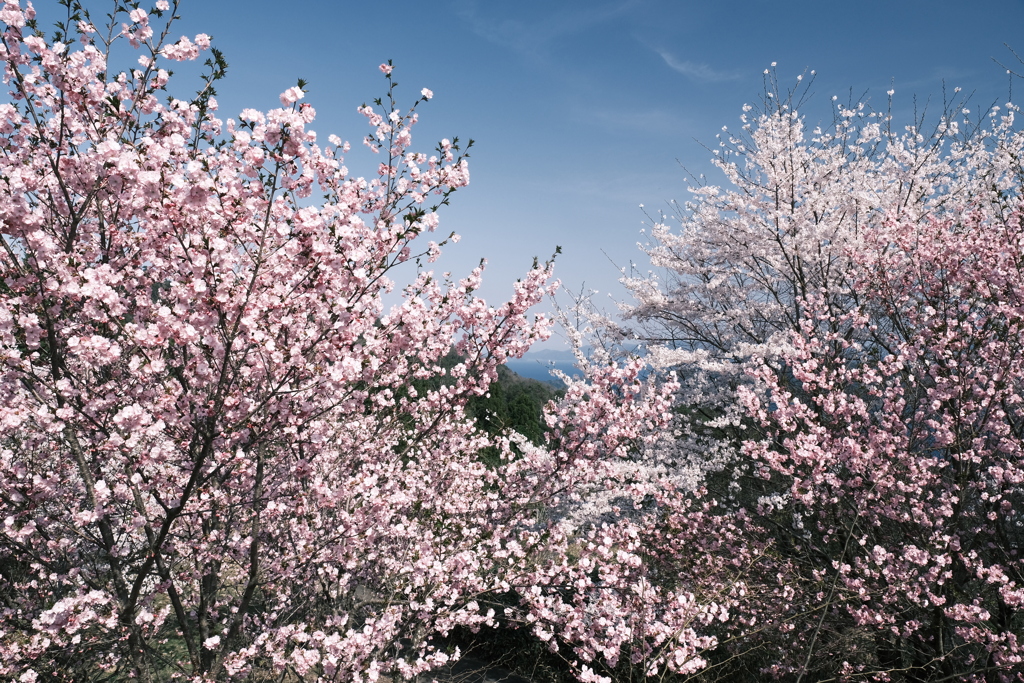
left=72, top=1, right=1024, bottom=345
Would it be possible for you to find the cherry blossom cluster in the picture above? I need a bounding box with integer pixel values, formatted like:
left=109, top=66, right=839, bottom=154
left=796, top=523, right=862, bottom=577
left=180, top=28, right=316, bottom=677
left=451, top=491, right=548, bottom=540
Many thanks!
left=0, top=2, right=687, bottom=681
left=733, top=195, right=1024, bottom=679
left=616, top=70, right=1024, bottom=679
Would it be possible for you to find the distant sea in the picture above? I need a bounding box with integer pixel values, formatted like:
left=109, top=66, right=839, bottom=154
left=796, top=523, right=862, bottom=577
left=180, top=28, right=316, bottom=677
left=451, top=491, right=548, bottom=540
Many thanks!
left=505, top=349, right=585, bottom=386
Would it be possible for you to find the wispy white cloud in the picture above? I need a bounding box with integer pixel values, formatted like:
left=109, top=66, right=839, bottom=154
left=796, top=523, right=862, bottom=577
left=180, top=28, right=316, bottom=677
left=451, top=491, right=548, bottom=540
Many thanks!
left=655, top=48, right=740, bottom=83
left=453, top=0, right=641, bottom=61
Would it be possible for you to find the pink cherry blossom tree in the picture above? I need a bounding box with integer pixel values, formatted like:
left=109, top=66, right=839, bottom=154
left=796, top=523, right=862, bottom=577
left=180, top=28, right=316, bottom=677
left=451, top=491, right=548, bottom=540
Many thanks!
left=616, top=72, right=1024, bottom=492
left=0, top=2, right=690, bottom=681
left=733, top=194, right=1024, bottom=680
left=617, top=71, right=1024, bottom=680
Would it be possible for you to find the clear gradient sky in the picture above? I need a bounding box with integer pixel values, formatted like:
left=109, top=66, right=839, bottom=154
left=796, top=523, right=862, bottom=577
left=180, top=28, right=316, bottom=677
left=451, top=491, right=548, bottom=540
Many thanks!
left=67, top=0, right=1024, bottom=345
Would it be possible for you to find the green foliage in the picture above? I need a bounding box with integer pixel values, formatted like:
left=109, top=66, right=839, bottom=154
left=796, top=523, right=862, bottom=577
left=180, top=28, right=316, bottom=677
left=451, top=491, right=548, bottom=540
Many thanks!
left=404, top=349, right=560, bottom=467
left=466, top=364, right=561, bottom=466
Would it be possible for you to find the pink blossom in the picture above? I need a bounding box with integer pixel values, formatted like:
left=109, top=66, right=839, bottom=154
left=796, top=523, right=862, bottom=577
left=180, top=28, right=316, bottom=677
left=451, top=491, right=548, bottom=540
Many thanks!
left=280, top=85, right=304, bottom=106
left=160, top=35, right=197, bottom=61
left=0, top=6, right=681, bottom=681
left=618, top=79, right=1024, bottom=679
